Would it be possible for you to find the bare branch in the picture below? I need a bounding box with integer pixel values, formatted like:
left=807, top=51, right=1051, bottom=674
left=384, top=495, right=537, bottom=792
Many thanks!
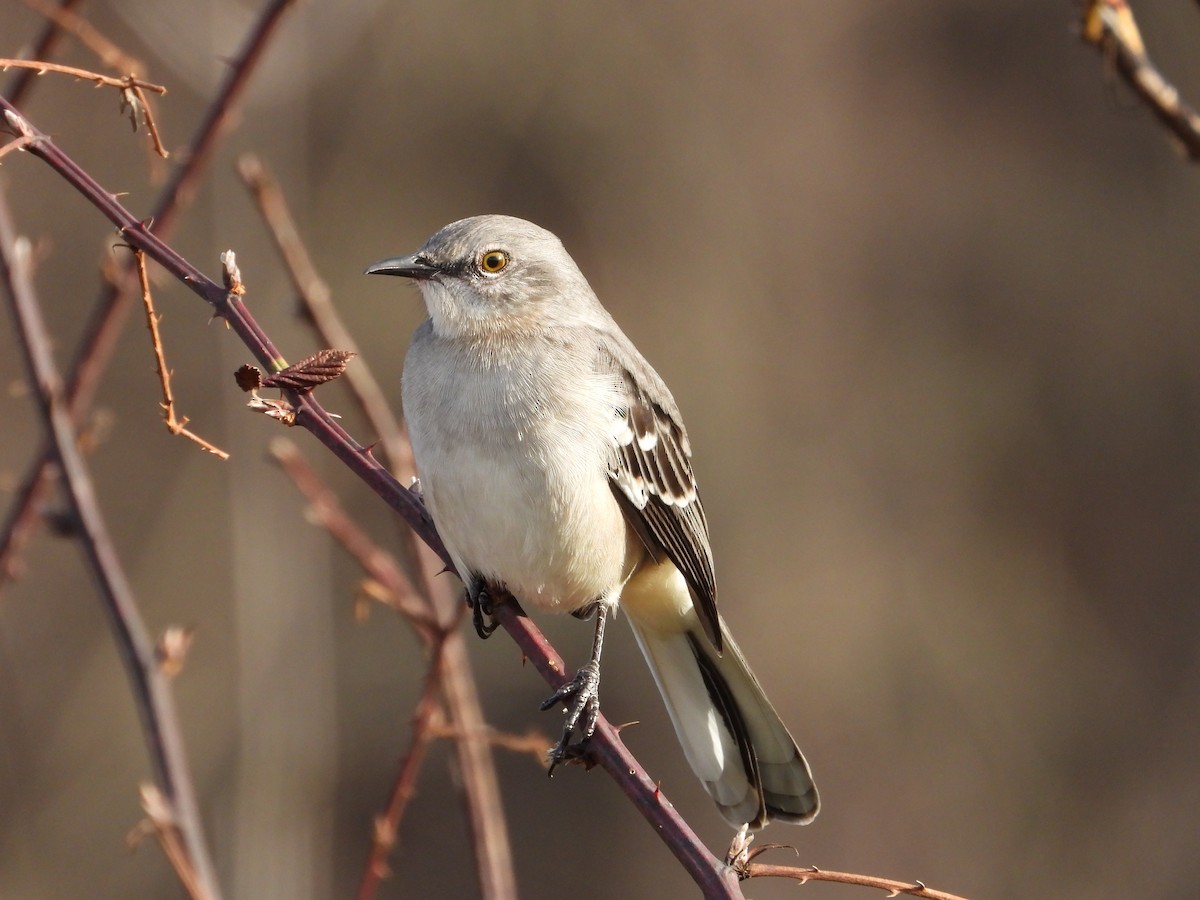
left=355, top=638, right=450, bottom=900
left=0, top=0, right=299, bottom=593
left=236, top=154, right=413, bottom=477
left=0, top=59, right=165, bottom=94
left=1081, top=0, right=1200, bottom=159
left=4, top=0, right=85, bottom=107
left=267, top=437, right=437, bottom=637
left=133, top=249, right=229, bottom=458
left=0, top=191, right=223, bottom=899
left=0, top=80, right=741, bottom=899
left=18, top=0, right=144, bottom=75
left=237, top=161, right=518, bottom=898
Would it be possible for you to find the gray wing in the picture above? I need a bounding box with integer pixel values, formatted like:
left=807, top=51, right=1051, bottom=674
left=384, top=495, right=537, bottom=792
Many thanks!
left=600, top=339, right=722, bottom=652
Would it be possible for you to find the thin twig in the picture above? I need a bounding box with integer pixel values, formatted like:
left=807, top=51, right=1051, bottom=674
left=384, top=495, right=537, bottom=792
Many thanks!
left=0, top=59, right=165, bottom=94
left=0, top=191, right=222, bottom=900
left=4, top=0, right=86, bottom=107
left=1081, top=0, right=1200, bottom=159
left=425, top=722, right=552, bottom=768
left=0, top=0, right=299, bottom=592
left=743, top=864, right=969, bottom=900
left=239, top=157, right=517, bottom=900
left=236, top=154, right=412, bottom=477
left=133, top=250, right=229, bottom=458
left=0, top=59, right=169, bottom=157
left=0, top=94, right=743, bottom=899
left=18, top=0, right=143, bottom=75
left=267, top=437, right=517, bottom=900
left=127, top=783, right=210, bottom=900
left=267, top=437, right=435, bottom=636
left=0, top=135, right=35, bottom=162
left=355, top=639, right=451, bottom=900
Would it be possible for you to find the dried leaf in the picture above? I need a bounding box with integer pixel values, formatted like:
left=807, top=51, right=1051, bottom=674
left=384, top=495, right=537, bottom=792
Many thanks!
left=246, top=396, right=296, bottom=426
left=234, top=363, right=263, bottom=392
left=261, top=349, right=356, bottom=392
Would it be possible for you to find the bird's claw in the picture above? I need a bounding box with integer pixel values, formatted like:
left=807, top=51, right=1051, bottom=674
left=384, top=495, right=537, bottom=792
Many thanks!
left=466, top=580, right=500, bottom=639
left=540, top=660, right=601, bottom=773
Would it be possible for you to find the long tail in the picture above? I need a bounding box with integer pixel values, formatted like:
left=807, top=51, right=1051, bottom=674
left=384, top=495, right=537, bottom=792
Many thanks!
left=627, top=610, right=819, bottom=828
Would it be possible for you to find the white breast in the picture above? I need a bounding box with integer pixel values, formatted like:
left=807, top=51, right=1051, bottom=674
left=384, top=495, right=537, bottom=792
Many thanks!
left=403, top=328, right=633, bottom=613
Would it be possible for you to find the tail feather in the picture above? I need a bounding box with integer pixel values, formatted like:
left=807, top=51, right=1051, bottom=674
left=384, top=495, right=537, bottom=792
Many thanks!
left=628, top=614, right=819, bottom=828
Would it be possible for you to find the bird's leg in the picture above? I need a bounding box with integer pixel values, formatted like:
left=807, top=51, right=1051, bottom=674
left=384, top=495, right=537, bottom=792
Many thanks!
left=466, top=576, right=500, bottom=639
left=540, top=601, right=609, bottom=773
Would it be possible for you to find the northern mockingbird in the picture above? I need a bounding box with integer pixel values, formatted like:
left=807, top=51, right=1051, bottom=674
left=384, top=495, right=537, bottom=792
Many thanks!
left=366, top=215, right=818, bottom=828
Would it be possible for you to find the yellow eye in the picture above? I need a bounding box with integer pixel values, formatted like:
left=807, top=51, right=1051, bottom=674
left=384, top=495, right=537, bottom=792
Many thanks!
left=480, top=250, right=508, bottom=273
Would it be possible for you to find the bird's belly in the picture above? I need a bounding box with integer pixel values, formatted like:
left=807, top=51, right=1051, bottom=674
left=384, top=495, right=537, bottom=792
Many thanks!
left=420, top=440, right=634, bottom=613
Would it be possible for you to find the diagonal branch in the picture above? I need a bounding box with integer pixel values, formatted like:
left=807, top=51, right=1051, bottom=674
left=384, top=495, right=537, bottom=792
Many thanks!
left=1081, top=0, right=1200, bottom=159
left=3, top=0, right=86, bottom=107
left=0, top=0, right=299, bottom=591
left=0, top=95, right=743, bottom=898
left=238, top=156, right=517, bottom=899
left=0, top=191, right=222, bottom=900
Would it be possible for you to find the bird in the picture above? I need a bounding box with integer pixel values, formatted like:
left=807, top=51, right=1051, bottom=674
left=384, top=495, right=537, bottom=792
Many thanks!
left=365, top=215, right=818, bottom=828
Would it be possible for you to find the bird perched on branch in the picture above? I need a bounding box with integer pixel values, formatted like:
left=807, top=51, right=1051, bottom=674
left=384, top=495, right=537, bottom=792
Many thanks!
left=366, top=215, right=818, bottom=828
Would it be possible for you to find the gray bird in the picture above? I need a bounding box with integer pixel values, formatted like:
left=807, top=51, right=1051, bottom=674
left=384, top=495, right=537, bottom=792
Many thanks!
left=366, top=215, right=818, bottom=828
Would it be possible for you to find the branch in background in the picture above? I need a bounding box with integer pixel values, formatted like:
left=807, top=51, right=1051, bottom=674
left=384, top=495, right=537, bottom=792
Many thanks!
left=0, top=193, right=221, bottom=900
left=133, top=249, right=229, bottom=458
left=239, top=156, right=517, bottom=900
left=18, top=0, right=142, bottom=74
left=4, top=0, right=85, bottom=107
left=267, top=437, right=436, bottom=638
left=236, top=154, right=412, bottom=477
left=1081, top=0, right=1200, bottom=160
left=0, top=0, right=299, bottom=592
left=355, top=638, right=451, bottom=900
left=0, top=94, right=739, bottom=894
left=267, top=437, right=519, bottom=900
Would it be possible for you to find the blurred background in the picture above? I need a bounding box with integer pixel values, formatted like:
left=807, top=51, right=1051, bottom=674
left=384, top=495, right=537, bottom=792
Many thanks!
left=1, top=1, right=1198, bottom=898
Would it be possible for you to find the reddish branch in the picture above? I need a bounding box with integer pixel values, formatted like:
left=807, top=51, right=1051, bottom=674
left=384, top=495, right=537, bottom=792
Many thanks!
left=0, top=193, right=221, bottom=900
left=240, top=156, right=517, bottom=900
left=0, top=0, right=299, bottom=588
left=0, top=94, right=744, bottom=898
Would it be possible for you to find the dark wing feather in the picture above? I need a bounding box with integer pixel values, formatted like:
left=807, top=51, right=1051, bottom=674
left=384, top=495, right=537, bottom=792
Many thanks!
left=601, top=340, right=721, bottom=652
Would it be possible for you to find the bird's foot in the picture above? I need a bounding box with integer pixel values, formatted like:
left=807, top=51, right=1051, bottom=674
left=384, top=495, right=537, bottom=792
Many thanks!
left=540, top=660, right=601, bottom=774
left=466, top=580, right=500, bottom=639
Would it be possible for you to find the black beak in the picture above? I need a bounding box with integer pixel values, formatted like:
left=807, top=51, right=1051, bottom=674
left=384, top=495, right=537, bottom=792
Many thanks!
left=364, top=254, right=438, bottom=280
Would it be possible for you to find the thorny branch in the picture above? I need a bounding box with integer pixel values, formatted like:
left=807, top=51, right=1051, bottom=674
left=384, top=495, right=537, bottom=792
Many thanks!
left=0, top=93, right=744, bottom=898
left=0, top=59, right=165, bottom=94
left=0, top=0, right=299, bottom=588
left=0, top=193, right=221, bottom=900
left=242, top=157, right=516, bottom=900
left=134, top=249, right=229, bottom=458
left=1081, top=0, right=1200, bottom=160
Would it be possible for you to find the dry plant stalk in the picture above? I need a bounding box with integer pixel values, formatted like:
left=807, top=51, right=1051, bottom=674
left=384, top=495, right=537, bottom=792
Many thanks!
left=1081, top=0, right=1200, bottom=159
left=134, top=250, right=229, bottom=458
left=18, top=0, right=143, bottom=74
left=0, top=59, right=169, bottom=157
left=127, top=784, right=214, bottom=900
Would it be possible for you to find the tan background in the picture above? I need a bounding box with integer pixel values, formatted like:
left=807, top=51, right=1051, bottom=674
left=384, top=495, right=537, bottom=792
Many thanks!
left=1, top=2, right=1198, bottom=898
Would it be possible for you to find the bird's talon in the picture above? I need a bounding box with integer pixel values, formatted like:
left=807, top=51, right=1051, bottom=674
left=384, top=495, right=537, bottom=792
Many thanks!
left=542, top=661, right=601, bottom=770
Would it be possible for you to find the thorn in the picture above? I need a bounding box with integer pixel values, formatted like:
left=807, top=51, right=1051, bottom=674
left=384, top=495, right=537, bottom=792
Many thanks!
left=360, top=441, right=378, bottom=457
left=914, top=881, right=926, bottom=892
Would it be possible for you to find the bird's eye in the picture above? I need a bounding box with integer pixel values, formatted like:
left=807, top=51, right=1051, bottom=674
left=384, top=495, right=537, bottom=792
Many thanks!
left=480, top=250, right=508, bottom=274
